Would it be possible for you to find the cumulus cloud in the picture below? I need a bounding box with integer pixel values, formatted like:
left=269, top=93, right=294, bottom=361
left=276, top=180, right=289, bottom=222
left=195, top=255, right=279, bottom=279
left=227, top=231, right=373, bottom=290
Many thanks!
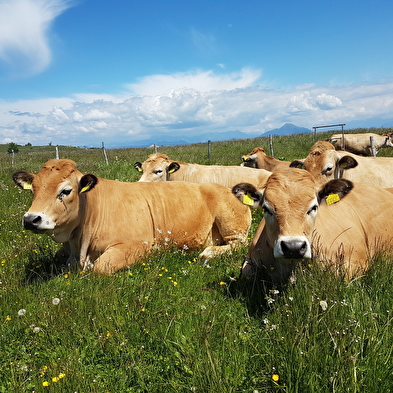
left=127, top=68, right=262, bottom=96
left=2, top=69, right=393, bottom=147
left=0, top=0, right=72, bottom=77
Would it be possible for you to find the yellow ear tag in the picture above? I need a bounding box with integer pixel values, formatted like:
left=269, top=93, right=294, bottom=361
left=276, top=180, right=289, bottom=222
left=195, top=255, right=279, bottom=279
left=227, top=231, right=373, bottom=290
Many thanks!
left=80, top=185, right=90, bottom=193
left=242, top=194, right=255, bottom=206
left=23, top=182, right=32, bottom=190
left=326, top=193, right=340, bottom=205
left=243, top=156, right=249, bottom=161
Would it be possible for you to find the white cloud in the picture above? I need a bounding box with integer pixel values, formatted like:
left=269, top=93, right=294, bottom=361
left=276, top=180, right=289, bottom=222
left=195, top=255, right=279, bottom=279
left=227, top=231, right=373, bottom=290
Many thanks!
left=1, top=69, right=393, bottom=147
left=0, top=0, right=72, bottom=77
left=127, top=68, right=262, bottom=96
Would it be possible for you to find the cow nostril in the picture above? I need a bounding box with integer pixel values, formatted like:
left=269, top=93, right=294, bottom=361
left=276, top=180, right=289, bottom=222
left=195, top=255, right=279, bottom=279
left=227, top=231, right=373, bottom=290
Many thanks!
left=281, top=240, right=307, bottom=259
left=23, top=214, right=42, bottom=231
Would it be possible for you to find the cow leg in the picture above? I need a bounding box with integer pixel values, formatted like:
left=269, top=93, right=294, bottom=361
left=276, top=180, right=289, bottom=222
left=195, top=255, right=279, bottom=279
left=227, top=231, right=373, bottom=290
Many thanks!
left=92, top=246, right=139, bottom=275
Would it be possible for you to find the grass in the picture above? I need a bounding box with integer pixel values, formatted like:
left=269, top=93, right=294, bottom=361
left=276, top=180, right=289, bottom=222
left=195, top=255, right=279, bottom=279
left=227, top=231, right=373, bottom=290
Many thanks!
left=1, top=128, right=393, bottom=392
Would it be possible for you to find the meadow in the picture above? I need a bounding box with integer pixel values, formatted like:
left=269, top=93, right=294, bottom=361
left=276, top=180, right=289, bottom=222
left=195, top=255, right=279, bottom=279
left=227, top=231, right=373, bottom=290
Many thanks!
left=1, top=128, right=393, bottom=392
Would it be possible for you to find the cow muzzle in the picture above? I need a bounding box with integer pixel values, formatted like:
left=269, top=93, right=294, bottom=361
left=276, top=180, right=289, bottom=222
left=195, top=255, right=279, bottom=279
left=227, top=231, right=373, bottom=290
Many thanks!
left=23, top=212, right=55, bottom=232
left=274, top=236, right=312, bottom=259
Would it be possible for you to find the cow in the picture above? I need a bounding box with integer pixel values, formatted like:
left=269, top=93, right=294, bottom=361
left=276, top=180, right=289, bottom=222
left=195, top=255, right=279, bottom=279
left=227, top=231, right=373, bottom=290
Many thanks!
left=232, top=168, right=393, bottom=283
left=328, top=132, right=393, bottom=156
left=290, top=140, right=393, bottom=188
left=134, top=153, right=271, bottom=189
left=240, top=147, right=291, bottom=171
left=13, top=159, right=252, bottom=275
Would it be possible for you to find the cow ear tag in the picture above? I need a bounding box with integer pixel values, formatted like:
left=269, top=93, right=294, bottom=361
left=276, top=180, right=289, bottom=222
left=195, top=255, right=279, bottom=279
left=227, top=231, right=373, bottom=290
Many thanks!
left=137, top=167, right=143, bottom=173
left=167, top=168, right=176, bottom=174
left=23, top=182, right=32, bottom=190
left=326, top=193, right=340, bottom=205
left=242, top=193, right=255, bottom=206
left=80, top=182, right=94, bottom=193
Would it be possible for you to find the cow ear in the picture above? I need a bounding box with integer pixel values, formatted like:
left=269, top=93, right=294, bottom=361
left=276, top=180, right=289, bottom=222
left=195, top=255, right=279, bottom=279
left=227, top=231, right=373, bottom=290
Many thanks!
left=318, top=179, right=354, bottom=205
left=79, top=174, right=98, bottom=193
left=338, top=156, right=358, bottom=170
left=289, top=159, right=305, bottom=169
left=134, top=162, right=143, bottom=172
left=232, top=183, right=264, bottom=208
left=167, top=162, right=180, bottom=174
left=12, top=172, right=35, bottom=190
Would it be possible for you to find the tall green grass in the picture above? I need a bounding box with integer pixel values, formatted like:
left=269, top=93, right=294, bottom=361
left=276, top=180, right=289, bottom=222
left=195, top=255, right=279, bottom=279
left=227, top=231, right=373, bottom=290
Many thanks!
left=1, top=129, right=393, bottom=392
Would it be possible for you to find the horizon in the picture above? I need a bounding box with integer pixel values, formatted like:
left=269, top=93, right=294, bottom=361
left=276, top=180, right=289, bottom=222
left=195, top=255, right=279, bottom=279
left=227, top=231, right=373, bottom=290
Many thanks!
left=1, top=0, right=393, bottom=147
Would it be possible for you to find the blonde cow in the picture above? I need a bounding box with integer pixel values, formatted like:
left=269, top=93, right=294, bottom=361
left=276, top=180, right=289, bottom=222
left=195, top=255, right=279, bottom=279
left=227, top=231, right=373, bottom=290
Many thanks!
left=13, top=159, right=252, bottom=275
left=290, top=141, right=393, bottom=188
left=233, top=168, right=393, bottom=283
left=134, top=153, right=271, bottom=189
left=240, top=147, right=291, bottom=172
left=328, top=132, right=393, bottom=156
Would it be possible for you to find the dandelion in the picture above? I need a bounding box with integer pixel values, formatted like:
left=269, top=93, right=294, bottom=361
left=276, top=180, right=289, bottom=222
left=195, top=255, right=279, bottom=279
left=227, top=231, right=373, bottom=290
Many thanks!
left=52, top=376, right=59, bottom=383
left=52, top=297, right=60, bottom=305
left=58, top=373, right=66, bottom=379
left=173, top=281, right=178, bottom=286
left=42, top=381, right=50, bottom=387
left=219, top=281, right=226, bottom=286
left=5, top=316, right=11, bottom=321
left=272, top=373, right=280, bottom=382
left=18, top=309, right=26, bottom=316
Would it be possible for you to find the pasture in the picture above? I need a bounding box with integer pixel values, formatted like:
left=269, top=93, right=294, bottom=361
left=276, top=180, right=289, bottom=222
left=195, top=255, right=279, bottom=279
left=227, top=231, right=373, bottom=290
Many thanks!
left=1, top=129, right=393, bottom=392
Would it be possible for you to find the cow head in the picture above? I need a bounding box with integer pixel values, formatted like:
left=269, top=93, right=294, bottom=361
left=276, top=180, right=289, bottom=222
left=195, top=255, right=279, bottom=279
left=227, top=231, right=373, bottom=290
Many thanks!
left=290, top=141, right=358, bottom=184
left=233, top=168, right=353, bottom=262
left=13, top=159, right=97, bottom=243
left=240, top=147, right=266, bottom=168
left=383, top=132, right=393, bottom=148
left=134, top=153, right=180, bottom=181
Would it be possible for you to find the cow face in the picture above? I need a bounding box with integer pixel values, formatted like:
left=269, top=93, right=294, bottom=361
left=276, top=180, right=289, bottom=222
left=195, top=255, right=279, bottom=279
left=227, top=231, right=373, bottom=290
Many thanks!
left=241, top=148, right=266, bottom=168
left=383, top=132, right=393, bottom=148
left=233, top=169, right=353, bottom=262
left=13, top=159, right=97, bottom=243
left=291, top=141, right=358, bottom=184
left=134, top=153, right=180, bottom=182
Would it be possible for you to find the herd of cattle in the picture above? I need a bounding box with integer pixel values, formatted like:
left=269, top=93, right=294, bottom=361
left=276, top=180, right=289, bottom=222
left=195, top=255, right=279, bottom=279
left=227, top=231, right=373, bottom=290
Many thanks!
left=12, top=132, right=393, bottom=284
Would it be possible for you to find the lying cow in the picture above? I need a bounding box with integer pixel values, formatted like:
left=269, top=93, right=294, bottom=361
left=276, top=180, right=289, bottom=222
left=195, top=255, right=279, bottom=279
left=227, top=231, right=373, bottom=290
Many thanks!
left=290, top=140, right=393, bottom=188
left=13, top=159, right=252, bottom=275
left=240, top=147, right=291, bottom=171
left=134, top=153, right=271, bottom=189
left=328, top=132, right=393, bottom=156
left=233, top=168, right=393, bottom=283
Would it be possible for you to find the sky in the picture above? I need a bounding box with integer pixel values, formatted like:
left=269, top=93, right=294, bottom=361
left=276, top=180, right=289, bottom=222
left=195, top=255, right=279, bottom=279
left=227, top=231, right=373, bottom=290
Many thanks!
left=1, top=0, right=393, bottom=148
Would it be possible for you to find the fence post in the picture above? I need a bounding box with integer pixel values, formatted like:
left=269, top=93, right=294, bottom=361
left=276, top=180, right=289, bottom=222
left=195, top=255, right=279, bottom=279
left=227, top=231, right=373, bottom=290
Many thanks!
left=55, top=145, right=59, bottom=159
left=269, top=135, right=274, bottom=158
left=153, top=144, right=157, bottom=153
left=370, top=136, right=376, bottom=156
left=207, top=140, right=211, bottom=159
left=102, top=142, right=109, bottom=165
left=11, top=150, right=14, bottom=166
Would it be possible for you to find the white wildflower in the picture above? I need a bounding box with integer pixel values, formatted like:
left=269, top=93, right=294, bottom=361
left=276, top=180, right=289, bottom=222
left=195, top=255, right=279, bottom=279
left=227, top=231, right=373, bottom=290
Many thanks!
left=52, top=297, right=60, bottom=305
left=18, top=309, right=26, bottom=316
left=319, top=300, right=328, bottom=311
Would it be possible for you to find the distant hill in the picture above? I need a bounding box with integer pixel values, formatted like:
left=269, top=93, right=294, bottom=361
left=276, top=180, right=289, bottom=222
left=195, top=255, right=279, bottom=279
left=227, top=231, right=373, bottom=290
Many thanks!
left=261, top=123, right=312, bottom=136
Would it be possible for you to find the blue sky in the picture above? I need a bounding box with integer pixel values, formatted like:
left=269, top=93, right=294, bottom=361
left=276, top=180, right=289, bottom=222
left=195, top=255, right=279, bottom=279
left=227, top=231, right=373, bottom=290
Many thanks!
left=1, top=0, right=393, bottom=147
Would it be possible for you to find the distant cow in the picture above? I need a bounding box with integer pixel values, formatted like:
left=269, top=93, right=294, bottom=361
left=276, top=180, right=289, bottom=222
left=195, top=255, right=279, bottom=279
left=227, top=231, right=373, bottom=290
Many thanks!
left=328, top=132, right=393, bottom=156
left=290, top=140, right=393, bottom=187
left=240, top=147, right=291, bottom=171
left=13, top=159, right=251, bottom=275
left=134, top=153, right=271, bottom=189
left=233, top=168, right=393, bottom=283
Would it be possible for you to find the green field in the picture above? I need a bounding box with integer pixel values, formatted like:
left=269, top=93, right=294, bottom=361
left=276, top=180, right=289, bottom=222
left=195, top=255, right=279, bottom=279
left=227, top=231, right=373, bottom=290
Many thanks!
left=1, top=129, right=393, bottom=392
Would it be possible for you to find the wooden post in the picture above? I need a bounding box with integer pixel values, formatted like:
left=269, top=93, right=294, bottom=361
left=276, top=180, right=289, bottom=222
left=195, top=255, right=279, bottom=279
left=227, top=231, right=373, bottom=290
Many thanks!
left=102, top=142, right=109, bottom=165
left=341, top=127, right=345, bottom=150
left=55, top=145, right=59, bottom=159
left=207, top=140, right=211, bottom=159
left=370, top=136, right=376, bottom=156
left=11, top=150, right=14, bottom=166
left=153, top=144, right=157, bottom=153
left=269, top=135, right=274, bottom=158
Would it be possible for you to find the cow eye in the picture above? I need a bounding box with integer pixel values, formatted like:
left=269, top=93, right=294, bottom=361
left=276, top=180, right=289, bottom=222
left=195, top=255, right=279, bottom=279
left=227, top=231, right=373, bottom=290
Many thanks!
left=307, top=204, right=318, bottom=215
left=154, top=169, right=163, bottom=175
left=322, top=164, right=334, bottom=175
left=58, top=188, right=72, bottom=200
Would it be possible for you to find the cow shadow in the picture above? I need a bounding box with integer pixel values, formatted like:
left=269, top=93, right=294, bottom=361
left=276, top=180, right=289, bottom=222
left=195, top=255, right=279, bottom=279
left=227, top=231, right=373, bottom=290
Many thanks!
left=23, top=247, right=67, bottom=285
